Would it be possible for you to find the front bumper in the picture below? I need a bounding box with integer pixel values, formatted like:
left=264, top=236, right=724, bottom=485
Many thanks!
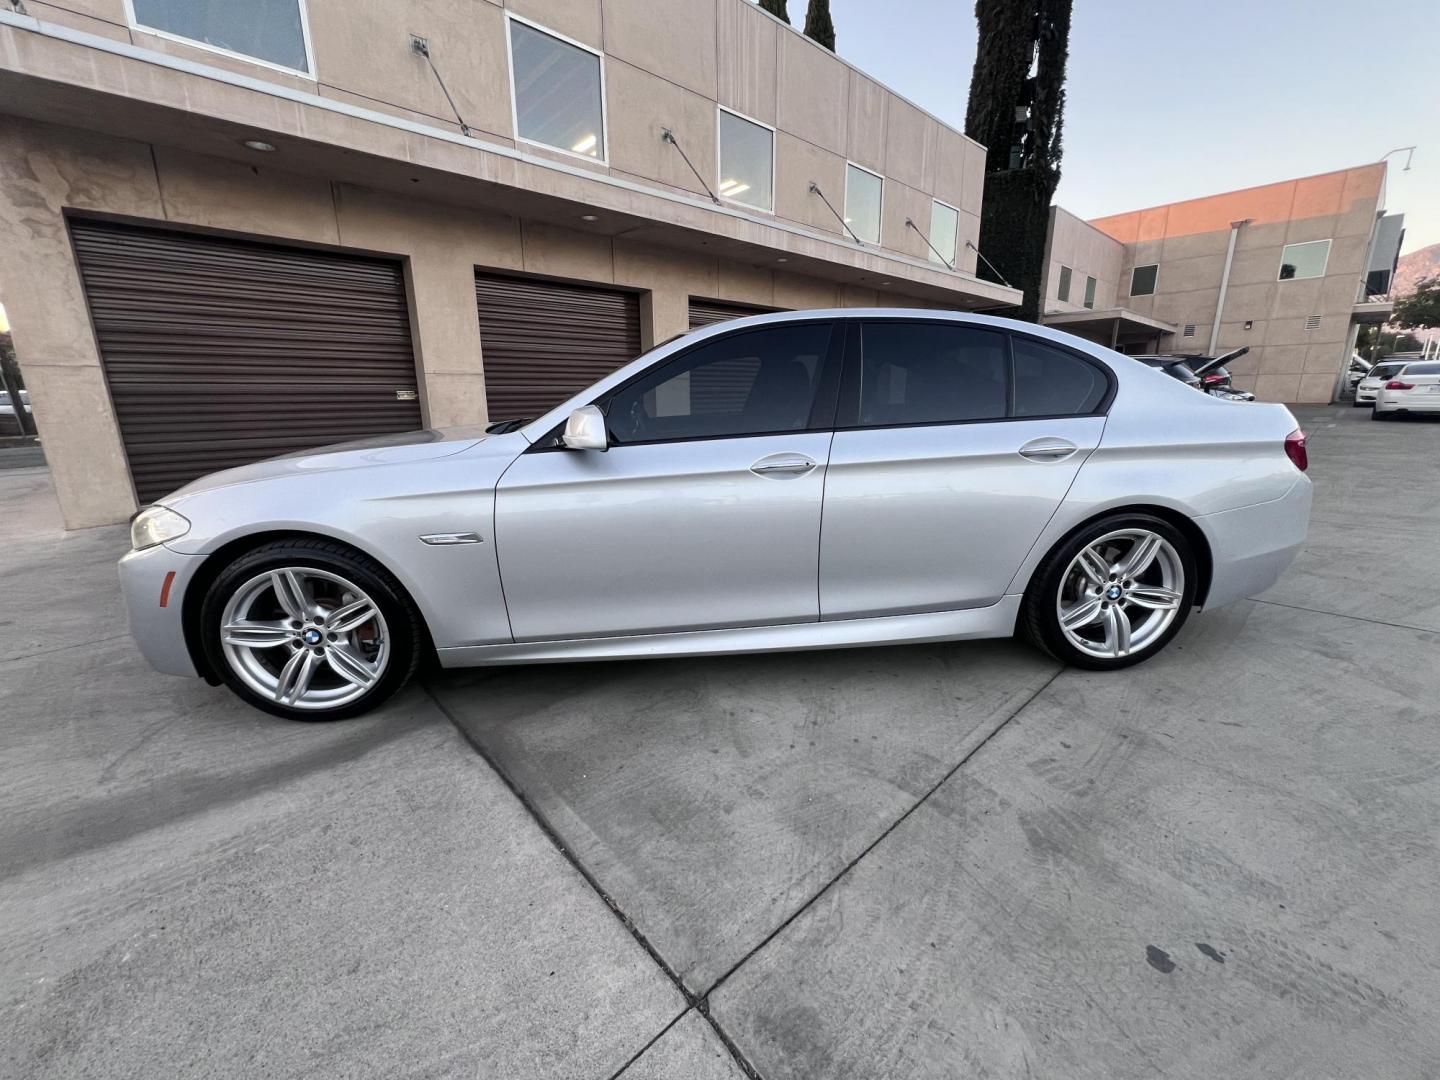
left=1199, top=477, right=1313, bottom=609
left=118, top=543, right=207, bottom=677
left=1355, top=387, right=1379, bottom=403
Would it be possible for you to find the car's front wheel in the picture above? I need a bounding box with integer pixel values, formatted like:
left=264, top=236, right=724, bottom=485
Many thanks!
left=199, top=539, right=422, bottom=720
left=1021, top=514, right=1196, bottom=670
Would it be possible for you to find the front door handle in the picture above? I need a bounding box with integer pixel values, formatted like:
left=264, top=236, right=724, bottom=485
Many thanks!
left=1018, top=437, right=1079, bottom=463
left=750, top=454, right=817, bottom=478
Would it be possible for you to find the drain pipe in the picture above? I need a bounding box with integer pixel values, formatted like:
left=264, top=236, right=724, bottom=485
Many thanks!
left=1208, top=219, right=1250, bottom=355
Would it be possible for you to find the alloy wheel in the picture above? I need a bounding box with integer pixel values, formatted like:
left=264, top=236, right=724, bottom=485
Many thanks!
left=1055, top=528, right=1184, bottom=660
left=219, top=567, right=390, bottom=711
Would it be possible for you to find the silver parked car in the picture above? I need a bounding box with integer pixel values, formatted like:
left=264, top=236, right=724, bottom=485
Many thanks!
left=120, top=310, right=1313, bottom=720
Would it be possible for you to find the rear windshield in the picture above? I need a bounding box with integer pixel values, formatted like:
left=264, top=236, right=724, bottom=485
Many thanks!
left=1401, top=362, right=1440, bottom=377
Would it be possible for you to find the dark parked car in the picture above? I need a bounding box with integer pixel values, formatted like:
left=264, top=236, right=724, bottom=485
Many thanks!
left=1133, top=355, right=1202, bottom=388
left=1135, top=348, right=1254, bottom=402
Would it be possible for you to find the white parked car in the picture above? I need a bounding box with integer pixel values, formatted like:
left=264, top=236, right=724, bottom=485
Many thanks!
left=1354, top=360, right=1412, bottom=406
left=1372, top=360, right=1440, bottom=420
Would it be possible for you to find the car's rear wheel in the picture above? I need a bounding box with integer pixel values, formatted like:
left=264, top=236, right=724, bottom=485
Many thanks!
left=200, top=539, right=422, bottom=720
left=1021, top=514, right=1196, bottom=670
left=1371, top=406, right=1389, bottom=420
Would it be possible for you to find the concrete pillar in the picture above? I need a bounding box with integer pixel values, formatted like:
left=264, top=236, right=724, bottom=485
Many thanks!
left=0, top=118, right=163, bottom=527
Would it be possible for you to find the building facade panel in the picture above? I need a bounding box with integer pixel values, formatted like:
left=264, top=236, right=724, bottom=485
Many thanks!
left=1080, top=163, right=1392, bottom=401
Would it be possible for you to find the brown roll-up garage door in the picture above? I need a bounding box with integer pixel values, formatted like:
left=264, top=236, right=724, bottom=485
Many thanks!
left=475, top=273, right=641, bottom=421
left=70, top=219, right=421, bottom=504
left=687, top=298, right=779, bottom=329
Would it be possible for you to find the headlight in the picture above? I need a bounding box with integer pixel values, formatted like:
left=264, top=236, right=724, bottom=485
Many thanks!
left=130, top=505, right=191, bottom=550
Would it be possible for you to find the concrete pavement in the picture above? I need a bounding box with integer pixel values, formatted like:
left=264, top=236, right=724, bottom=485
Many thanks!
left=3, top=404, right=1438, bottom=1077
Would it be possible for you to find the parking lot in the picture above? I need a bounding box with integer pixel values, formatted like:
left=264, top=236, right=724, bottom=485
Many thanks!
left=2, top=404, right=1438, bottom=1079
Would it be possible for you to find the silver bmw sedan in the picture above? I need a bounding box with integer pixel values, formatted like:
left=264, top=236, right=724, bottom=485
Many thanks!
left=120, top=310, right=1312, bottom=721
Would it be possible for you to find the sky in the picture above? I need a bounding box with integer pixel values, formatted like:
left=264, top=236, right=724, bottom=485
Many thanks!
left=822, top=0, right=1440, bottom=254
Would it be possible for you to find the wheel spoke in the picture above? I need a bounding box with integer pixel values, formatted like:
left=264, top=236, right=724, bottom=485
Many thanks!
left=328, top=597, right=378, bottom=634
left=1117, top=533, right=1162, bottom=579
left=1103, top=604, right=1132, bottom=657
left=1075, top=546, right=1110, bottom=586
left=222, top=620, right=291, bottom=649
left=271, top=570, right=311, bottom=621
left=1128, top=584, right=1181, bottom=611
left=275, top=647, right=320, bottom=705
left=326, top=643, right=378, bottom=689
left=1060, top=595, right=1105, bottom=630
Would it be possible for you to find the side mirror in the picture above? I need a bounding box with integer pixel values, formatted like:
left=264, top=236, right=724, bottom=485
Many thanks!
left=562, top=405, right=608, bottom=451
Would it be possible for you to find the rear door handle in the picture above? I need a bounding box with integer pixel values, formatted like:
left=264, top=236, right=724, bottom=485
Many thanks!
left=1018, top=437, right=1079, bottom=463
left=750, top=454, right=817, bottom=478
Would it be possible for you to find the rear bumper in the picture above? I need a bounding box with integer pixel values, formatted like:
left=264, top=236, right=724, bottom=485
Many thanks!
left=118, top=543, right=206, bottom=677
left=1199, top=477, right=1312, bottom=609
left=1375, top=391, right=1440, bottom=412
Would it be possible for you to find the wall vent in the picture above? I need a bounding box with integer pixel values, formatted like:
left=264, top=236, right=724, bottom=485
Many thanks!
left=1305, top=315, right=1322, bottom=330
left=1182, top=324, right=1196, bottom=337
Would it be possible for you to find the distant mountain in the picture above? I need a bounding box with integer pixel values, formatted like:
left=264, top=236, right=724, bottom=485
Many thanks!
left=1393, top=242, right=1440, bottom=296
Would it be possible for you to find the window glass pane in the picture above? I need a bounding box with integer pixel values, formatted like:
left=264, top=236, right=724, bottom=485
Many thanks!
left=1058, top=265, right=1072, bottom=302
left=718, top=111, right=774, bottom=211
left=928, top=202, right=959, bottom=266
left=1012, top=338, right=1107, bottom=417
left=858, top=323, right=1006, bottom=426
left=1130, top=264, right=1158, bottom=296
left=606, top=324, right=830, bottom=443
left=1083, top=276, right=1096, bottom=309
left=1404, top=362, right=1440, bottom=376
left=844, top=165, right=883, bottom=245
left=510, top=21, right=604, bottom=158
left=1278, top=239, right=1331, bottom=280
left=132, top=0, right=308, bottom=71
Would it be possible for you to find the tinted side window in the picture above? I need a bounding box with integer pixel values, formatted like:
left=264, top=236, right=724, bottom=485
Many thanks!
left=858, top=323, right=1006, bottom=426
left=1012, top=338, right=1108, bottom=417
left=605, top=323, right=832, bottom=443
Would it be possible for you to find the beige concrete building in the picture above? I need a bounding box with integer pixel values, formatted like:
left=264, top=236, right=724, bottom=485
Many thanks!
left=1039, top=165, right=1402, bottom=403
left=0, top=0, right=1018, bottom=528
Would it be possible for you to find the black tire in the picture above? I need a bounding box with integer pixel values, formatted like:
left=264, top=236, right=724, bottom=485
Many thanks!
left=200, top=538, right=423, bottom=721
left=1371, top=407, right=1388, bottom=421
left=1019, top=512, right=1197, bottom=671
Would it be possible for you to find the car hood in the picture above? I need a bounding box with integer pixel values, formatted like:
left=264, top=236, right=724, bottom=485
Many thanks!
left=160, top=426, right=492, bottom=502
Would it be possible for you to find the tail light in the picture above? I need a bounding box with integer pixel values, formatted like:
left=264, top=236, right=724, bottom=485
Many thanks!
left=1284, top=429, right=1308, bottom=472
left=1385, top=380, right=1414, bottom=390
left=1202, top=373, right=1226, bottom=385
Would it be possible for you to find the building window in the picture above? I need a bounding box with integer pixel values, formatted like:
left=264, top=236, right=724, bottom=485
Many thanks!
left=508, top=17, right=606, bottom=161
left=1279, top=239, right=1331, bottom=280
left=1083, top=275, right=1096, bottom=310
left=844, top=163, right=884, bottom=245
left=1130, top=264, right=1158, bottom=296
left=717, top=107, right=774, bottom=212
left=127, top=0, right=313, bottom=75
left=927, top=200, right=959, bottom=267
left=1057, top=265, right=1073, bottom=302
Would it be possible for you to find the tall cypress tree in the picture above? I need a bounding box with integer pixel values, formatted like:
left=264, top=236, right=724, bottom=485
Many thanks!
left=804, top=0, right=836, bottom=50
left=964, top=0, right=1072, bottom=322
left=758, top=0, right=790, bottom=22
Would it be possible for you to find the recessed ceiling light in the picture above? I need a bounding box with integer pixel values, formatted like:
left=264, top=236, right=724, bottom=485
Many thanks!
left=880, top=281, right=892, bottom=286
left=776, top=257, right=788, bottom=263
left=580, top=214, right=599, bottom=222
left=242, top=139, right=275, bottom=152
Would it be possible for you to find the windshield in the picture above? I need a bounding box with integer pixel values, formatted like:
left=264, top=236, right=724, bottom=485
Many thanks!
left=1166, top=362, right=1199, bottom=383
left=1368, top=363, right=1407, bottom=381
